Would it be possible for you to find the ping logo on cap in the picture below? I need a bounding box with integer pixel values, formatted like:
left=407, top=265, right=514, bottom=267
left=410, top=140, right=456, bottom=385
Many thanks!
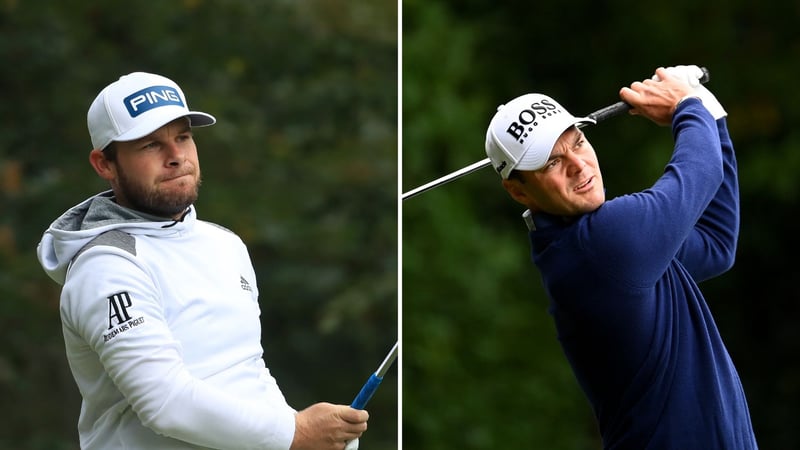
left=123, top=85, right=184, bottom=118
left=506, top=98, right=562, bottom=144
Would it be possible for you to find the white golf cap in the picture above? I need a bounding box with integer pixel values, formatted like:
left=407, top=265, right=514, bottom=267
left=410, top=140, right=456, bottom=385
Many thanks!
left=485, top=93, right=595, bottom=179
left=87, top=72, right=216, bottom=150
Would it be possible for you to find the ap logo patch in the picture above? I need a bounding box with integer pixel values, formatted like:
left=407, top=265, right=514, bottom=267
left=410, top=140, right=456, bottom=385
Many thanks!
left=104, top=291, right=146, bottom=342
left=107, top=291, right=133, bottom=329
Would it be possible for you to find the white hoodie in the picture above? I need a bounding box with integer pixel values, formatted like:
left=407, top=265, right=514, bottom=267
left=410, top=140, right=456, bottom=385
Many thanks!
left=37, top=191, right=296, bottom=450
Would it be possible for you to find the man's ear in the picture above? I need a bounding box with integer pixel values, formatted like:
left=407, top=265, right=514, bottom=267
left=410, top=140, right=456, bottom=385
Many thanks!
left=89, top=149, right=115, bottom=181
left=501, top=178, right=533, bottom=207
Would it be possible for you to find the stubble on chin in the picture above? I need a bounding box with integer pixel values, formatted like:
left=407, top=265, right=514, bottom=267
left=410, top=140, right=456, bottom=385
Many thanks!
left=118, top=170, right=202, bottom=218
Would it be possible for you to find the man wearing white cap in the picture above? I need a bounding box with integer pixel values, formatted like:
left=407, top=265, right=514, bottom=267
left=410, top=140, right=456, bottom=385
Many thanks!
left=37, top=73, right=368, bottom=450
left=485, top=66, right=757, bottom=449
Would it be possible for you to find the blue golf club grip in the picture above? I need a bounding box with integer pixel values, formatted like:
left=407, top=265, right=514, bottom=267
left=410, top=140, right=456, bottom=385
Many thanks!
left=351, top=373, right=383, bottom=409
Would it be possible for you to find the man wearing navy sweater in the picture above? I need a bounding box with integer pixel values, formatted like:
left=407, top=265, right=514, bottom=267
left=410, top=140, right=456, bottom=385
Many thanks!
left=484, top=66, right=757, bottom=449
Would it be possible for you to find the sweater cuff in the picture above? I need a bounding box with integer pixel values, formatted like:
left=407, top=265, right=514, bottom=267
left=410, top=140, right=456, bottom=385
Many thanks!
left=267, top=407, right=297, bottom=450
left=676, top=95, right=701, bottom=108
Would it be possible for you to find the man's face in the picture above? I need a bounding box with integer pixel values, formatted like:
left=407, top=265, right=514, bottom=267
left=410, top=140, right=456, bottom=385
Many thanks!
left=107, top=118, right=201, bottom=218
left=502, top=126, right=605, bottom=216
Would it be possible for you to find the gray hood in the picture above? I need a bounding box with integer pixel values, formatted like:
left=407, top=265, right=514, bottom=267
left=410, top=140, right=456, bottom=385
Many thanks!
left=37, top=190, right=195, bottom=285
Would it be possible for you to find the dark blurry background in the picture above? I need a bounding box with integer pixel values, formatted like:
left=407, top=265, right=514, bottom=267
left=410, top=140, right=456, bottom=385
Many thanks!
left=1, top=1, right=397, bottom=449
left=403, top=1, right=799, bottom=449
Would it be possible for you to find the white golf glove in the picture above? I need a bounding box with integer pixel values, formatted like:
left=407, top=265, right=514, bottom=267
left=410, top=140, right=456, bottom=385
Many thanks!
left=344, top=438, right=360, bottom=450
left=654, top=65, right=727, bottom=120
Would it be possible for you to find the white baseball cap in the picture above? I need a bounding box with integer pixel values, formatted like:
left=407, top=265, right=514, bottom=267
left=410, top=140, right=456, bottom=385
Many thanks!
left=87, top=72, right=216, bottom=150
left=485, top=93, right=595, bottom=179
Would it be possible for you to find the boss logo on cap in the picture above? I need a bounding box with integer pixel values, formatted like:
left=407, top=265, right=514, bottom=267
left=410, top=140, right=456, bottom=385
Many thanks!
left=123, top=85, right=184, bottom=118
left=506, top=98, right=562, bottom=144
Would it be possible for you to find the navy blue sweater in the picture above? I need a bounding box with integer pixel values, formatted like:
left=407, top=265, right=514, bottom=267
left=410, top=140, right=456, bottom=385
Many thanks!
left=528, top=99, right=757, bottom=449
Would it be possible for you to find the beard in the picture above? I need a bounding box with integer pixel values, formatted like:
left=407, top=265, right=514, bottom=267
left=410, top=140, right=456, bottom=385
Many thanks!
left=116, top=165, right=201, bottom=218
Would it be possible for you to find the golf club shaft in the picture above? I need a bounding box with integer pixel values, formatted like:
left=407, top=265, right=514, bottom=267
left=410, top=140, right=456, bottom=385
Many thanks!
left=402, top=158, right=491, bottom=201
left=350, top=342, right=398, bottom=410
left=402, top=67, right=710, bottom=201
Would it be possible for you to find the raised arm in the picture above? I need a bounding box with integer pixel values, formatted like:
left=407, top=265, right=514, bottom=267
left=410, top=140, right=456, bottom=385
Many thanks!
left=675, top=118, right=739, bottom=281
